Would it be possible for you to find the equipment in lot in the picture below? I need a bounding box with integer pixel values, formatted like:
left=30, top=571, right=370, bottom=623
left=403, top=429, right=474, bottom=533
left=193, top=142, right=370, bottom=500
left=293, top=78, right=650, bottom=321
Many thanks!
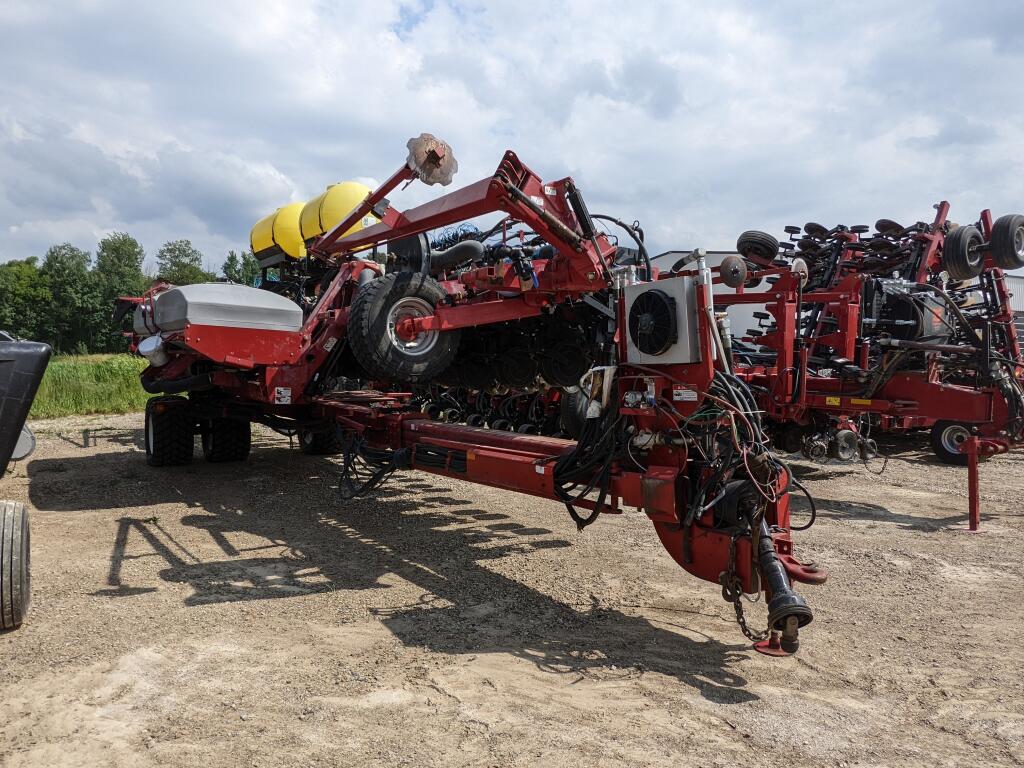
left=686, top=204, right=1024, bottom=528
left=121, top=135, right=824, bottom=655
left=0, top=331, right=51, bottom=631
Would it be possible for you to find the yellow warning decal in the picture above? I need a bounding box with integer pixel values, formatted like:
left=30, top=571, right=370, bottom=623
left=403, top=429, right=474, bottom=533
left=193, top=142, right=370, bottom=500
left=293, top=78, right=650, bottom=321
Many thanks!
left=850, top=398, right=872, bottom=406
left=825, top=396, right=841, bottom=406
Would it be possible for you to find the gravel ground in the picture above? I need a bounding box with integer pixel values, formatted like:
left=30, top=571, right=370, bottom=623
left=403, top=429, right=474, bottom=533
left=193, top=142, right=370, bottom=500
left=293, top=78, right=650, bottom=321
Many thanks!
left=1, top=413, right=1022, bottom=767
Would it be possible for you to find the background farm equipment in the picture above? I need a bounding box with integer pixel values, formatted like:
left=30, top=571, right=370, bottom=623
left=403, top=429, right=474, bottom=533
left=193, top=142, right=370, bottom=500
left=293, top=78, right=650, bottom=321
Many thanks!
left=123, top=135, right=823, bottom=654
left=664, top=205, right=1024, bottom=529
left=0, top=331, right=51, bottom=631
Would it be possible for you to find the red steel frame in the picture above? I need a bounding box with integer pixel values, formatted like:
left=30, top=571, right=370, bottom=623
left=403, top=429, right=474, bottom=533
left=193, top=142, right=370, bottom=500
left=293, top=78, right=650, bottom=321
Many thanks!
left=133, top=150, right=626, bottom=408
left=693, top=205, right=1023, bottom=529
left=308, top=274, right=824, bottom=598
left=127, top=145, right=825, bottom=652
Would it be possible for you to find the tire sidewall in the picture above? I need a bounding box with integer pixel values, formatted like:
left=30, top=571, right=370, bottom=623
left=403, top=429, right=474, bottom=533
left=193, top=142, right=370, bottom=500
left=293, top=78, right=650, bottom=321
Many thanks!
left=349, top=272, right=460, bottom=383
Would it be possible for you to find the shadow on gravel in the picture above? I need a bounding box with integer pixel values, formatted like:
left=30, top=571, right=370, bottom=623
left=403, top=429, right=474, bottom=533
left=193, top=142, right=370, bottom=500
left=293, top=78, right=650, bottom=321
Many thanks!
left=55, top=426, right=145, bottom=450
left=785, top=452, right=982, bottom=531
left=28, top=438, right=756, bottom=704
left=788, top=494, right=974, bottom=531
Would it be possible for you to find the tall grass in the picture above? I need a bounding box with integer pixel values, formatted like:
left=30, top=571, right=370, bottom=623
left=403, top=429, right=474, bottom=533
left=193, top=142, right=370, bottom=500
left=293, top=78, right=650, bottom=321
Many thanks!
left=29, top=354, right=151, bottom=419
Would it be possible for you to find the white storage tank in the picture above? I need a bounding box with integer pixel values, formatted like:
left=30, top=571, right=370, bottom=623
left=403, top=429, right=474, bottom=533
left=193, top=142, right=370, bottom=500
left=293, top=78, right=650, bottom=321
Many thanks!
left=134, top=284, right=304, bottom=334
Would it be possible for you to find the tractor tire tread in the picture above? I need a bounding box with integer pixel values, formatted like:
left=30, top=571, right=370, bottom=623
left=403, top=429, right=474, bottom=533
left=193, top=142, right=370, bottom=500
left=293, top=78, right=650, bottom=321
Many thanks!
left=347, top=272, right=460, bottom=383
left=299, top=428, right=344, bottom=455
left=736, top=230, right=780, bottom=265
left=0, top=501, right=30, bottom=632
left=943, top=225, right=984, bottom=281
left=202, top=418, right=252, bottom=463
left=145, top=396, right=194, bottom=467
left=990, top=214, right=1024, bottom=270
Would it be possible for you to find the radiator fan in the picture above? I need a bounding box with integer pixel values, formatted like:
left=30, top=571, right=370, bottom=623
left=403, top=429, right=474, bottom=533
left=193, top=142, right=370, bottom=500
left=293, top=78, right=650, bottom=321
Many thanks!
left=627, top=289, right=678, bottom=356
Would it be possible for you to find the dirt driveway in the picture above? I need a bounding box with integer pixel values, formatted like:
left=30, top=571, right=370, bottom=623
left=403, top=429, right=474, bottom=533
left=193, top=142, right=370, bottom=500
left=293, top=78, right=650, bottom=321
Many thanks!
left=1, top=413, right=1022, bottom=767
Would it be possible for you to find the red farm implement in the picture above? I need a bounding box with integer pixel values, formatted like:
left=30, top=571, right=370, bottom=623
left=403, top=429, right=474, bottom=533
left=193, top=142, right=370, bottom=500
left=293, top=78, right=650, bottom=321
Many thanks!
left=120, top=136, right=825, bottom=655
left=686, top=204, right=1024, bottom=530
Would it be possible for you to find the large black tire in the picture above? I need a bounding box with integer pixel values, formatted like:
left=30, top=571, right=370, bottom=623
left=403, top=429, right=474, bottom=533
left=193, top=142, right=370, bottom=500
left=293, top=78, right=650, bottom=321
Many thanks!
left=736, top=230, right=780, bottom=266
left=145, top=396, right=194, bottom=466
left=201, top=418, right=251, bottom=462
left=299, top=428, right=344, bottom=455
left=1, top=500, right=30, bottom=632
left=930, top=420, right=972, bottom=465
left=558, top=388, right=590, bottom=439
left=347, top=272, right=460, bottom=383
left=990, top=214, right=1024, bottom=270
left=943, top=225, right=985, bottom=280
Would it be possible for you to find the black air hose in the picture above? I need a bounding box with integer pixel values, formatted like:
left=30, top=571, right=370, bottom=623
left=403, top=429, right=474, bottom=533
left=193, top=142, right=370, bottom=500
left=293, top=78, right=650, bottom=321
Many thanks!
left=141, top=372, right=213, bottom=395
left=592, top=214, right=652, bottom=280
left=419, top=239, right=486, bottom=275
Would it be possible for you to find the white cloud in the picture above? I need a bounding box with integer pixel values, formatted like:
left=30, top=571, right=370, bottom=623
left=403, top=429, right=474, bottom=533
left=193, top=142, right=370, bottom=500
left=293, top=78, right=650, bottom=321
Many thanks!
left=1, top=0, right=1023, bottom=271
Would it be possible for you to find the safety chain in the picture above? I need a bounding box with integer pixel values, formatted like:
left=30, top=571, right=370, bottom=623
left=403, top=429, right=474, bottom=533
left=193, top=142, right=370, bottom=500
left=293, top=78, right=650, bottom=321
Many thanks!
left=718, top=534, right=769, bottom=643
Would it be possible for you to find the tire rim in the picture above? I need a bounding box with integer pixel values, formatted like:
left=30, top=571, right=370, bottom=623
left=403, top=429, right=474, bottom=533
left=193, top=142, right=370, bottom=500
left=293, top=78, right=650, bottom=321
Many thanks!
left=386, top=296, right=439, bottom=357
left=1014, top=226, right=1024, bottom=262
left=941, top=423, right=970, bottom=455
left=146, top=412, right=154, bottom=455
left=967, top=234, right=983, bottom=267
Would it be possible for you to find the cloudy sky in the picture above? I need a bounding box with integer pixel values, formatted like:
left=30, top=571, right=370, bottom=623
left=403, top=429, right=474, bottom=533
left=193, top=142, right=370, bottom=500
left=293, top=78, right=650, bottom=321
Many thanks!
left=1, top=0, right=1022, bottom=272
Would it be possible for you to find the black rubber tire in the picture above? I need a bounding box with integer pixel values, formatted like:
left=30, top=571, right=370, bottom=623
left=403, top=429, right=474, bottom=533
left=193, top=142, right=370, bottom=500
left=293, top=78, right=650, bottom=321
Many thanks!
left=736, top=231, right=780, bottom=265
left=558, top=388, right=590, bottom=440
left=299, top=428, right=344, bottom=455
left=145, top=396, right=194, bottom=466
left=930, top=420, right=971, bottom=466
left=830, top=430, right=858, bottom=461
left=201, top=418, right=251, bottom=462
left=1, top=500, right=30, bottom=632
left=943, top=225, right=985, bottom=280
left=990, top=214, right=1024, bottom=270
left=347, top=272, right=460, bottom=383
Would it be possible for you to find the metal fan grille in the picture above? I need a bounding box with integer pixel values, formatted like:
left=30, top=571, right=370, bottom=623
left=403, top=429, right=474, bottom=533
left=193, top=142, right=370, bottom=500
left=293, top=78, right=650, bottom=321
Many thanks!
left=628, top=289, right=678, bottom=355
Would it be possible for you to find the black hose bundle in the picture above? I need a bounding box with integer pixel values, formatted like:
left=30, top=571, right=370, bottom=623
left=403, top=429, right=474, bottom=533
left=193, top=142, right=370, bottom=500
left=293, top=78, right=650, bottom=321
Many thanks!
left=337, top=436, right=409, bottom=500
left=552, top=403, right=625, bottom=530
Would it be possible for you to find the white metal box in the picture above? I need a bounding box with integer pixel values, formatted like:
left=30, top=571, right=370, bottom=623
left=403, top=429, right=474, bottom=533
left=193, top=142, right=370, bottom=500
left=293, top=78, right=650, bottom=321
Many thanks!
left=623, top=276, right=701, bottom=365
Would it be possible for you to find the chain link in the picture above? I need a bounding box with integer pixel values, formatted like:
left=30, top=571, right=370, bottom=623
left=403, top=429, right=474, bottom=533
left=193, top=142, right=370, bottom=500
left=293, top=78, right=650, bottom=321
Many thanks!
left=718, top=535, right=769, bottom=642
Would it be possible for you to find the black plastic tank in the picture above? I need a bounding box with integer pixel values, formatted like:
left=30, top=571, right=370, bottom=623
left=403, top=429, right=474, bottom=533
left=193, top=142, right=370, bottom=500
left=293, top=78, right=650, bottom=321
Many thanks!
left=0, top=335, right=51, bottom=474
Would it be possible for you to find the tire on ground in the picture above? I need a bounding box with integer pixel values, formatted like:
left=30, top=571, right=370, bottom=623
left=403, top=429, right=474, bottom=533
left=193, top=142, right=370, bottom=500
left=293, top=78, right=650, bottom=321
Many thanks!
left=347, top=272, right=460, bottom=383
left=145, top=396, right=195, bottom=466
left=990, top=214, right=1024, bottom=270
left=943, top=225, right=985, bottom=280
left=299, top=427, right=344, bottom=455
left=930, top=420, right=972, bottom=466
left=0, top=500, right=30, bottom=632
left=202, top=418, right=251, bottom=462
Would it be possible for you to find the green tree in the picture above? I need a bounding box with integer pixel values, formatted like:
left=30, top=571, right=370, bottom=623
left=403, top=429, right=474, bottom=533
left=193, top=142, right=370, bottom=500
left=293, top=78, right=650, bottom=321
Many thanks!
left=96, top=232, right=146, bottom=298
left=222, top=249, right=260, bottom=286
left=155, top=239, right=215, bottom=285
left=39, top=243, right=100, bottom=353
left=93, top=233, right=147, bottom=351
left=0, top=257, right=51, bottom=342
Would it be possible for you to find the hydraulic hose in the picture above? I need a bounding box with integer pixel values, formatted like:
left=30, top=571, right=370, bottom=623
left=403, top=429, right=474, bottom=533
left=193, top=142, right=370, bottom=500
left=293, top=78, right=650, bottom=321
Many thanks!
left=141, top=372, right=213, bottom=395
left=592, top=214, right=653, bottom=281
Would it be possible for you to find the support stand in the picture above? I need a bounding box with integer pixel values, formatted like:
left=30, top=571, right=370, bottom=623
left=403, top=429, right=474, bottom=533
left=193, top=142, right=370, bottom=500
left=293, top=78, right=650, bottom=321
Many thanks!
left=753, top=632, right=794, bottom=657
left=965, top=436, right=981, bottom=532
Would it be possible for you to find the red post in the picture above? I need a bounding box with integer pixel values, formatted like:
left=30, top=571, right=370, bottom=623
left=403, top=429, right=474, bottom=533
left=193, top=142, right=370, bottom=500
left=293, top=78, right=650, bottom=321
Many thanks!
left=965, top=436, right=980, bottom=532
